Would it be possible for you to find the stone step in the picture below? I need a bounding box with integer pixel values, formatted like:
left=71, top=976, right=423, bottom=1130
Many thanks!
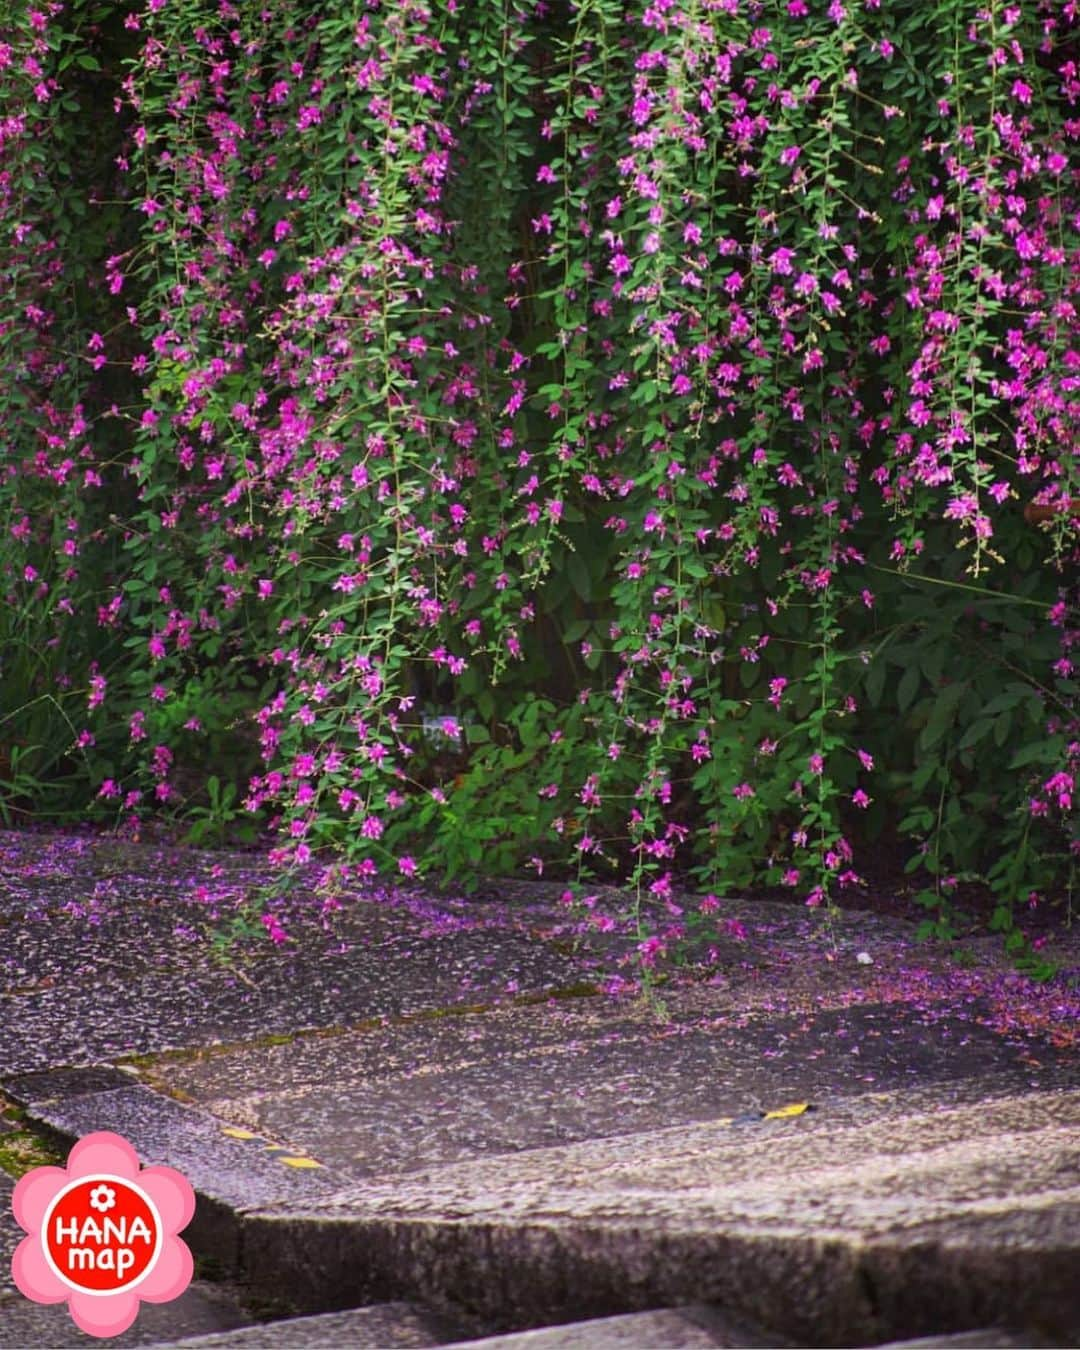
left=144, top=1301, right=472, bottom=1349
left=6, top=1068, right=1079, bottom=1345
left=869, top=1332, right=1060, bottom=1349
left=1, top=1066, right=346, bottom=1273
left=0, top=1286, right=250, bottom=1350
left=131, top=992, right=1073, bottom=1183
left=140, top=1307, right=1057, bottom=1350
left=0, top=854, right=586, bottom=1080
left=7, top=1063, right=1078, bottom=1348
left=149, top=1304, right=784, bottom=1350
left=242, top=1084, right=1080, bottom=1346
left=441, top=1315, right=1057, bottom=1350
left=439, top=1305, right=787, bottom=1348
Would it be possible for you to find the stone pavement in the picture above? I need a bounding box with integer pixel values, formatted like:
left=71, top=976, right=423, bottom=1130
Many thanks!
left=0, top=830, right=1078, bottom=1347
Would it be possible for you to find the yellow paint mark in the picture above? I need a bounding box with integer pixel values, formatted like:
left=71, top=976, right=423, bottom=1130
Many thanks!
left=764, top=1102, right=811, bottom=1120
left=221, top=1127, right=258, bottom=1140
left=278, top=1156, right=323, bottom=1169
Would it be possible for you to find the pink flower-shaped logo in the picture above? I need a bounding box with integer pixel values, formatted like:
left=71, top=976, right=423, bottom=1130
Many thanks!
left=11, top=1131, right=194, bottom=1339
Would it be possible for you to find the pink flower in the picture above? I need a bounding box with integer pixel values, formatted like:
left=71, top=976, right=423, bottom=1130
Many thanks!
left=261, top=914, right=288, bottom=944
left=12, top=1133, right=193, bottom=1338
left=637, top=935, right=666, bottom=967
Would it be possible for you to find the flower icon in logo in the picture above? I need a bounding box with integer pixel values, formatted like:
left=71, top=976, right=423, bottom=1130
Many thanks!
left=88, top=1185, right=116, bottom=1214
left=11, top=1131, right=194, bottom=1339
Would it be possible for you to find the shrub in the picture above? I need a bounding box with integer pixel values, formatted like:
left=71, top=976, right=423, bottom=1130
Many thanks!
left=0, top=0, right=1075, bottom=957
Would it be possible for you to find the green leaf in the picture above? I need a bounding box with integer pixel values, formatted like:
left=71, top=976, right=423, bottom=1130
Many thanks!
left=897, top=664, right=920, bottom=713
left=920, top=681, right=966, bottom=751
left=1008, top=738, right=1064, bottom=770
left=957, top=718, right=993, bottom=750
left=979, top=689, right=1026, bottom=718
left=992, top=710, right=1012, bottom=748
left=920, top=643, right=945, bottom=685
left=864, top=656, right=886, bottom=707
left=567, top=550, right=591, bottom=602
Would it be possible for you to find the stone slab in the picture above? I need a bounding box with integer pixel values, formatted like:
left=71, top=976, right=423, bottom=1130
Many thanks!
left=148, top=992, right=1073, bottom=1180
left=0, top=832, right=595, bottom=1077
left=2, top=1075, right=345, bottom=1274
left=0, top=923, right=584, bottom=1078
left=145, top=1302, right=471, bottom=1348
left=237, top=1086, right=1080, bottom=1345
left=145, top=1310, right=1049, bottom=1350
left=2, top=1066, right=134, bottom=1100
left=870, top=1333, right=1059, bottom=1349
left=440, top=1306, right=785, bottom=1348
left=2, top=1075, right=341, bottom=1209
left=444, top=1320, right=1053, bottom=1350
left=0, top=1289, right=252, bottom=1350
left=6, top=828, right=1073, bottom=1082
